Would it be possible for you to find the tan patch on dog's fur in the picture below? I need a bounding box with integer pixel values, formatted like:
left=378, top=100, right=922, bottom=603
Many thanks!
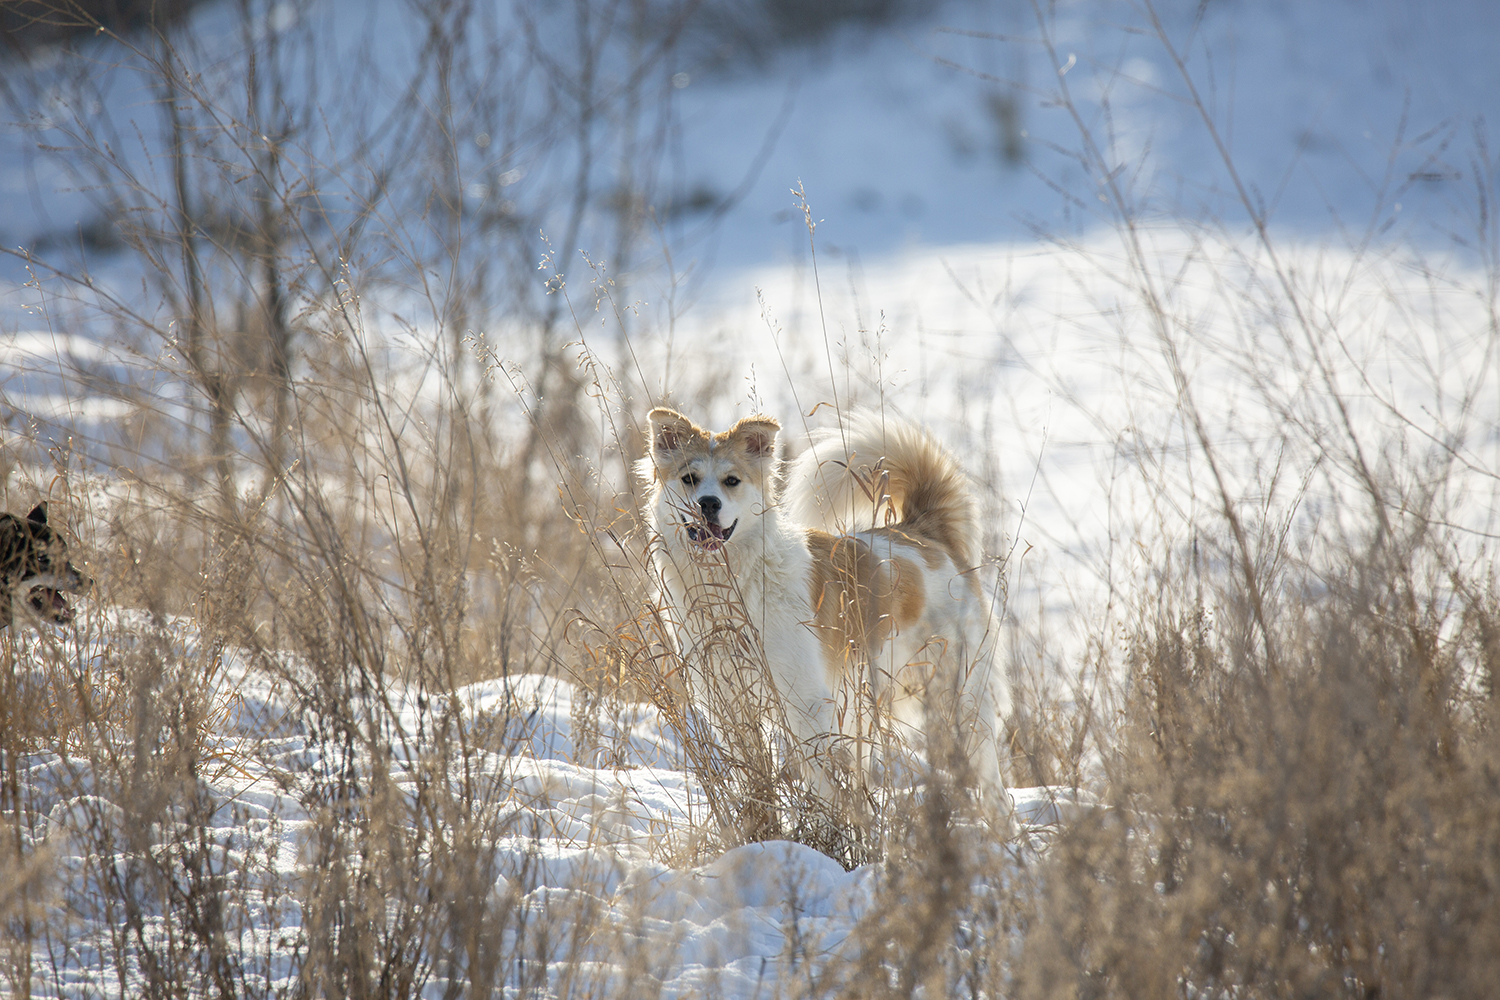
left=806, top=530, right=929, bottom=669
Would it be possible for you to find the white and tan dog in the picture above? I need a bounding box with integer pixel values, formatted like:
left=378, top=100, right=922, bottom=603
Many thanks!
left=639, top=407, right=1008, bottom=812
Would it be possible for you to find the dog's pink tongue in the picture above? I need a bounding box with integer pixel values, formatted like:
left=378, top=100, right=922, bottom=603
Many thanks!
left=49, top=590, right=73, bottom=620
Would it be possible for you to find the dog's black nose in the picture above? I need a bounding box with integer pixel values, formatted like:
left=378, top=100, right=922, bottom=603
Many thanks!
left=698, top=496, right=722, bottom=520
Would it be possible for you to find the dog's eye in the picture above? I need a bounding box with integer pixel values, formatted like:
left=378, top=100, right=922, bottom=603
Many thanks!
left=723, top=476, right=741, bottom=487
left=680, top=473, right=699, bottom=487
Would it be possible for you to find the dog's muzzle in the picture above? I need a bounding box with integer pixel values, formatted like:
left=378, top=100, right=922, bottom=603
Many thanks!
left=20, top=567, right=91, bottom=624
left=682, top=515, right=737, bottom=551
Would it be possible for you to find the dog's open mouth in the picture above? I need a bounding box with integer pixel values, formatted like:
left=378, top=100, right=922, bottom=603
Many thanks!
left=27, top=586, right=75, bottom=623
left=683, top=517, right=737, bottom=552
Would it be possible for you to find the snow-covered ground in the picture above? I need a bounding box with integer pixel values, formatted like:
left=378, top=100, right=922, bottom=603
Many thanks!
left=5, top=0, right=1496, bottom=594
left=658, top=230, right=1500, bottom=657
left=5, top=0, right=1497, bottom=279
left=14, top=227, right=1493, bottom=680
left=11, top=611, right=1063, bottom=998
left=665, top=0, right=1500, bottom=271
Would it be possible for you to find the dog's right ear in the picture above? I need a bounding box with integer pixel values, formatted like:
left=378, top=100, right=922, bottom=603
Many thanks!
left=648, top=408, right=706, bottom=458
left=28, top=503, right=48, bottom=526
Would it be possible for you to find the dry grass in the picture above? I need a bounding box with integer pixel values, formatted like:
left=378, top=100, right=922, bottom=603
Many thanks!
left=2, top=0, right=1499, bottom=996
left=1016, top=542, right=1500, bottom=999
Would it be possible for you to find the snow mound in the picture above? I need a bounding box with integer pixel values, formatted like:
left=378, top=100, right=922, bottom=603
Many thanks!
left=11, top=608, right=1076, bottom=999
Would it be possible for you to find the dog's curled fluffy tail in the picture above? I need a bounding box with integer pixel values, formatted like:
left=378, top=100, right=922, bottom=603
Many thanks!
left=786, top=412, right=980, bottom=568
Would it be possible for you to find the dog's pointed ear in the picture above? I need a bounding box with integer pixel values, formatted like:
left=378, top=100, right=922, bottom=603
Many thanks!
left=727, top=416, right=780, bottom=460
left=27, top=503, right=48, bottom=526
left=648, top=408, right=706, bottom=458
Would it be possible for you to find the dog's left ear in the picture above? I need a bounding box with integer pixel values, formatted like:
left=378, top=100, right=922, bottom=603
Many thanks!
left=27, top=503, right=47, bottom=526
left=727, top=416, right=780, bottom=460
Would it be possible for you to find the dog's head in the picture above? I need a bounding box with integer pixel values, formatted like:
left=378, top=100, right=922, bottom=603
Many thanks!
left=0, top=503, right=92, bottom=626
left=640, top=408, right=781, bottom=553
